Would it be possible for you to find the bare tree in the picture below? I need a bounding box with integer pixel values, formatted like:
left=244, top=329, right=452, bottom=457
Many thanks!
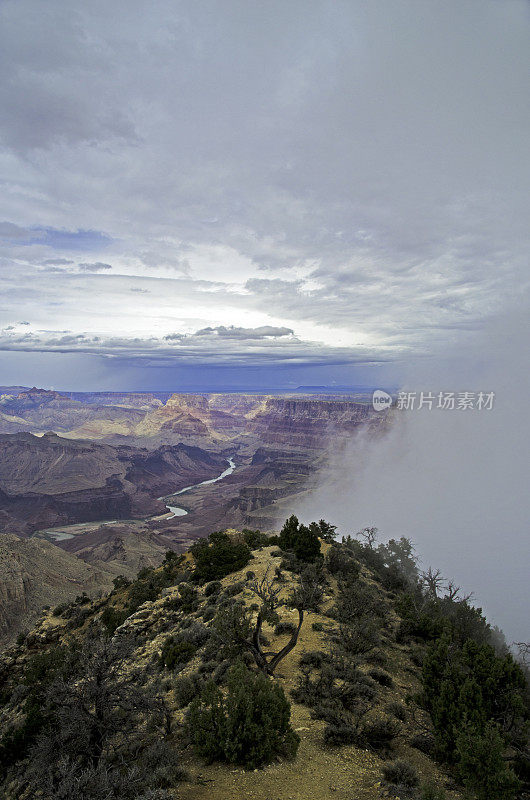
left=420, top=567, right=445, bottom=597
left=444, top=580, right=473, bottom=603
left=215, top=564, right=323, bottom=676
left=356, top=526, right=378, bottom=549
left=25, top=632, right=173, bottom=797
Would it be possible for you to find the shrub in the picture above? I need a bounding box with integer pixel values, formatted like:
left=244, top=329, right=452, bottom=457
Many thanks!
left=336, top=618, right=380, bottom=657
left=100, top=605, right=128, bottom=635
left=139, top=740, right=186, bottom=787
left=310, top=700, right=360, bottom=747
left=422, top=634, right=527, bottom=764
left=369, top=668, right=393, bottom=687
left=128, top=580, right=159, bottom=614
left=177, top=584, right=199, bottom=613
left=361, top=716, right=400, bottom=751
left=420, top=781, right=447, bottom=800
left=312, top=622, right=325, bottom=632
left=201, top=606, right=216, bottom=622
left=325, top=546, right=360, bottom=578
left=186, top=662, right=299, bottom=768
left=242, top=529, right=269, bottom=549
left=336, top=678, right=377, bottom=709
left=299, top=650, right=329, bottom=669
left=382, top=759, right=419, bottom=789
left=198, top=659, right=217, bottom=673
left=245, top=570, right=256, bottom=580
left=385, top=701, right=408, bottom=721
left=291, top=664, right=338, bottom=707
left=204, top=581, right=222, bottom=597
left=365, top=649, right=388, bottom=667
left=455, top=721, right=521, bottom=800
left=174, top=675, right=202, bottom=708
left=323, top=719, right=357, bottom=745
left=410, top=732, right=435, bottom=755
left=334, top=576, right=385, bottom=622
left=159, top=637, right=197, bottom=671
left=224, top=581, right=244, bottom=597
left=191, top=532, right=251, bottom=582
left=112, top=574, right=131, bottom=591
left=212, top=659, right=231, bottom=684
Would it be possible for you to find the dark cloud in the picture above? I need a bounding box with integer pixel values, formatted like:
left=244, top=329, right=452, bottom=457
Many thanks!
left=0, top=325, right=388, bottom=368
left=194, top=325, right=294, bottom=340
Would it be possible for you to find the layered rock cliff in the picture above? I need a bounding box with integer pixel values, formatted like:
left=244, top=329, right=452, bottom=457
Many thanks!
left=0, top=433, right=227, bottom=535
left=248, top=397, right=377, bottom=449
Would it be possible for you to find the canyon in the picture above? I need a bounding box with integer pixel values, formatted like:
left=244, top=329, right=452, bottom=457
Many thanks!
left=0, top=386, right=389, bottom=644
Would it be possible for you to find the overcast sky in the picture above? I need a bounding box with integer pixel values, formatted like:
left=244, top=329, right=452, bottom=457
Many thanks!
left=0, top=0, right=528, bottom=390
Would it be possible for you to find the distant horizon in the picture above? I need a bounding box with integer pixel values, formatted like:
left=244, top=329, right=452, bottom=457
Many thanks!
left=2, top=383, right=397, bottom=396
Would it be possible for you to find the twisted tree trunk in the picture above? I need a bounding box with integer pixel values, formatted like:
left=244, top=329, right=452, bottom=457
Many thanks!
left=240, top=608, right=304, bottom=675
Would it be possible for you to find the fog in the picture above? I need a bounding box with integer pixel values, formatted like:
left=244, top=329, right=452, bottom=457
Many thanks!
left=299, top=316, right=529, bottom=644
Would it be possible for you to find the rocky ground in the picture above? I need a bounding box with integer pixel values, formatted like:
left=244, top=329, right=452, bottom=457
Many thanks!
left=0, top=536, right=465, bottom=800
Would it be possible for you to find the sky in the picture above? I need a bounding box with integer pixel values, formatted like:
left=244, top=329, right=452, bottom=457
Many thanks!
left=0, top=0, right=528, bottom=390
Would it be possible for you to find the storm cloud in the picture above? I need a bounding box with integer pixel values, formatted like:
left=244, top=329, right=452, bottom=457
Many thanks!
left=0, top=0, right=528, bottom=386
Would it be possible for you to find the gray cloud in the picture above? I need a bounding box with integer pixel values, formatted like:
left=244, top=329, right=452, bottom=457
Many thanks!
left=0, top=324, right=387, bottom=368
left=0, top=0, right=528, bottom=379
left=77, top=262, right=112, bottom=272
left=43, top=258, right=74, bottom=266
left=194, top=325, right=294, bottom=340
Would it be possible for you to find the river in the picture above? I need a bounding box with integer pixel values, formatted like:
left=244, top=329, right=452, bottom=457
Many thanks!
left=33, top=457, right=236, bottom=541
left=160, top=457, right=236, bottom=518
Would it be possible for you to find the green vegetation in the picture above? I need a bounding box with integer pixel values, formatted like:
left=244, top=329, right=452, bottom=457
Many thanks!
left=186, top=661, right=299, bottom=768
left=422, top=635, right=525, bottom=797
left=0, top=516, right=528, bottom=800
left=190, top=531, right=251, bottom=582
left=159, top=636, right=197, bottom=670
left=278, top=514, right=321, bottom=562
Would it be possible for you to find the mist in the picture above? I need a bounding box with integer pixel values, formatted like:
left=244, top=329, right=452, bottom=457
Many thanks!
left=299, top=315, right=529, bottom=644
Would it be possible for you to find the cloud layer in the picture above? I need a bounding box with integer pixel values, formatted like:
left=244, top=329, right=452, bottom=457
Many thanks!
left=0, top=0, right=528, bottom=384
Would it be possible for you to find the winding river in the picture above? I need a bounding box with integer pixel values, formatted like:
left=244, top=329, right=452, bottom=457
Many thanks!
left=159, top=457, right=236, bottom=518
left=34, top=457, right=236, bottom=542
